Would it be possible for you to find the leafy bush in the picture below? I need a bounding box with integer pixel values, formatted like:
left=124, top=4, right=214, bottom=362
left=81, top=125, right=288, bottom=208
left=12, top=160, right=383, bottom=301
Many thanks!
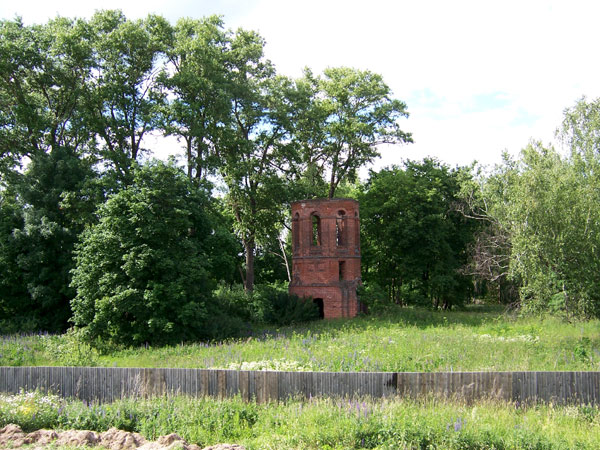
left=251, top=283, right=319, bottom=326
left=70, top=162, right=218, bottom=347
left=357, top=281, right=388, bottom=313
left=213, top=284, right=255, bottom=324
left=213, top=282, right=319, bottom=327
left=42, top=328, right=99, bottom=366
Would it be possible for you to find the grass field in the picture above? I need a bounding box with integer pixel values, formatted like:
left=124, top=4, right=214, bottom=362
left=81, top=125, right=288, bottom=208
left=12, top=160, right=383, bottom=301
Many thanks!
left=1, top=390, right=599, bottom=449
left=1, top=306, right=600, bottom=449
left=2, top=305, right=599, bottom=372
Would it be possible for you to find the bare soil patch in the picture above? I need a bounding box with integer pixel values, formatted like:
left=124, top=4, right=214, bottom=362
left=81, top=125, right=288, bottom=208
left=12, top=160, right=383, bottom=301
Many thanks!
left=0, top=425, right=244, bottom=450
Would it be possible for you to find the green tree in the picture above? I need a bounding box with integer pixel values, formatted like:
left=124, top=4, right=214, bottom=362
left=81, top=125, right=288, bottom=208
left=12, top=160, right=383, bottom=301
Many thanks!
left=560, top=96, right=600, bottom=159
left=11, top=146, right=98, bottom=331
left=0, top=17, right=95, bottom=172
left=159, top=16, right=231, bottom=181
left=504, top=143, right=600, bottom=318
left=215, top=31, right=299, bottom=292
left=160, top=19, right=302, bottom=292
left=0, top=189, right=28, bottom=331
left=360, top=160, right=476, bottom=308
left=457, top=158, right=520, bottom=305
left=85, top=11, right=169, bottom=183
left=297, top=68, right=412, bottom=198
left=459, top=98, right=600, bottom=317
left=0, top=17, right=100, bottom=331
left=71, top=161, right=218, bottom=346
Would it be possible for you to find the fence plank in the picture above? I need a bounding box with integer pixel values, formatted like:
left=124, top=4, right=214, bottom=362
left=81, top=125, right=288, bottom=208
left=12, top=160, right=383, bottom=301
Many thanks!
left=255, top=371, right=265, bottom=403
left=239, top=371, right=249, bottom=401
left=226, top=370, right=238, bottom=398
left=0, top=367, right=598, bottom=405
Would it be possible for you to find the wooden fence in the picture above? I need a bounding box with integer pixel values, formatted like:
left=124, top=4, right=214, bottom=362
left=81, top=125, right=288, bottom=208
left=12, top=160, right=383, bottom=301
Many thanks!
left=0, top=367, right=598, bottom=405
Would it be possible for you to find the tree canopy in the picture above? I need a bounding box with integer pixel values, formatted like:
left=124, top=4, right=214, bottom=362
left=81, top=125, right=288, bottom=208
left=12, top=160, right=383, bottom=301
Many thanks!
left=70, top=162, right=218, bottom=346
left=360, top=159, right=476, bottom=309
left=4, top=9, right=600, bottom=342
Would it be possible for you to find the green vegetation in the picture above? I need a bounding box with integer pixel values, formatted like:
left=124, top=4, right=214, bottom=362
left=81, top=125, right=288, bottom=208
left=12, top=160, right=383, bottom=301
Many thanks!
left=2, top=306, right=598, bottom=372
left=1, top=390, right=599, bottom=449
left=70, top=162, right=219, bottom=347
left=2, top=10, right=600, bottom=450
left=2, top=10, right=600, bottom=350
left=360, top=159, right=476, bottom=309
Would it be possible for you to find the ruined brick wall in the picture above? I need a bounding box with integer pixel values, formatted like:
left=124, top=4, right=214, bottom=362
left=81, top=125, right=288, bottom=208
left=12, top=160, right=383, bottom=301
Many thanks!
left=289, top=198, right=361, bottom=318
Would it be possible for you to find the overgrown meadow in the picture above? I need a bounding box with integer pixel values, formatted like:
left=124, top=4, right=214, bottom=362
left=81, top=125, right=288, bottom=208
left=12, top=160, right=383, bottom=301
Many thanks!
left=1, top=306, right=599, bottom=449
left=1, top=389, right=599, bottom=449
left=2, top=306, right=599, bottom=372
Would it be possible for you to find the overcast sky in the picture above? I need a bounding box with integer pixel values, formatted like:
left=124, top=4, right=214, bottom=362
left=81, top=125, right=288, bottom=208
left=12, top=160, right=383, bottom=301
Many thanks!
left=3, top=0, right=599, bottom=171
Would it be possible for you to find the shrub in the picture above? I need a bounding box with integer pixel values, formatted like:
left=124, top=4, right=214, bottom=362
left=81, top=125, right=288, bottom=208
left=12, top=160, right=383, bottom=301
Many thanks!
left=213, top=282, right=319, bottom=327
left=42, top=328, right=99, bottom=366
left=70, top=162, right=217, bottom=347
left=252, top=283, right=319, bottom=326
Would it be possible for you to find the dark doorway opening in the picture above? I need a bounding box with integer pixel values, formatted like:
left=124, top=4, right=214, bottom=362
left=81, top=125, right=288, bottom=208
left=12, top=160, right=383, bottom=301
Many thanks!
left=313, top=298, right=324, bottom=319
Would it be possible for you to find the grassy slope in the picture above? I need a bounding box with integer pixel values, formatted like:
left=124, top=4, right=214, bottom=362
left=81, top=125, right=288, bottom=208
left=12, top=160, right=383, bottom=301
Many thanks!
left=3, top=305, right=599, bottom=372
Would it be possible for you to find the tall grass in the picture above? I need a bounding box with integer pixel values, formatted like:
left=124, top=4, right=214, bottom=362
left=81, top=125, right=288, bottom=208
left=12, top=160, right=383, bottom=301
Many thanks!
left=1, top=306, right=599, bottom=372
left=1, top=390, right=599, bottom=449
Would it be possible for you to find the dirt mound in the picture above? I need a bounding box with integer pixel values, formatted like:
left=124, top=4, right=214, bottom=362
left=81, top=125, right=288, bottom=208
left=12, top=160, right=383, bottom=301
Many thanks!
left=0, top=424, right=245, bottom=450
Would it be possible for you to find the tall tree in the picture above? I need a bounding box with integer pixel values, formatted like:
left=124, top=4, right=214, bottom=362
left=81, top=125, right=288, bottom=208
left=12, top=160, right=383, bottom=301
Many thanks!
left=457, top=159, right=520, bottom=305
left=360, top=160, right=476, bottom=308
left=297, top=68, right=412, bottom=198
left=469, top=134, right=600, bottom=318
left=0, top=17, right=95, bottom=171
left=505, top=144, right=600, bottom=318
left=85, top=10, right=169, bottom=183
left=0, top=17, right=99, bottom=331
left=159, top=16, right=230, bottom=181
left=215, top=31, right=298, bottom=292
left=0, top=188, right=28, bottom=331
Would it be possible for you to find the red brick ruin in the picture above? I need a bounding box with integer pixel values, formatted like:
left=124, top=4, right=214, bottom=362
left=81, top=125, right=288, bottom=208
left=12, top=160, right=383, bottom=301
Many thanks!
left=289, top=198, right=362, bottom=319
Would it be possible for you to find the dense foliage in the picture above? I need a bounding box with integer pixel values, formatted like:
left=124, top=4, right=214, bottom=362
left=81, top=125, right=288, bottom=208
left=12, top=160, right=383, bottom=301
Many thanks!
left=360, top=159, right=477, bottom=308
left=2, top=10, right=600, bottom=343
left=70, top=162, right=220, bottom=346
left=460, top=98, right=600, bottom=319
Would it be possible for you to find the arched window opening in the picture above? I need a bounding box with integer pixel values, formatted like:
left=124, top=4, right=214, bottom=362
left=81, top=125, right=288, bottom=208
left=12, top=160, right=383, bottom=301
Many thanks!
left=311, top=213, right=321, bottom=246
left=336, top=210, right=346, bottom=246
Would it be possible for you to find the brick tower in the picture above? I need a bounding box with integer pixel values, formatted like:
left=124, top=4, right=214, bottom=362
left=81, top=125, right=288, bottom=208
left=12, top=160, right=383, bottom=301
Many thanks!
left=289, top=198, right=362, bottom=319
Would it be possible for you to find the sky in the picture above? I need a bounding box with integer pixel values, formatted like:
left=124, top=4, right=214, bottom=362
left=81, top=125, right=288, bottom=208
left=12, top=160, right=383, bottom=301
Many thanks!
left=3, top=0, right=600, bottom=171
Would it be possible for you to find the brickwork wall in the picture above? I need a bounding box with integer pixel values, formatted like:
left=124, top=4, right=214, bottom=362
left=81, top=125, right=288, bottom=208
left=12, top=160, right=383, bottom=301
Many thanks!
left=289, top=198, right=361, bottom=318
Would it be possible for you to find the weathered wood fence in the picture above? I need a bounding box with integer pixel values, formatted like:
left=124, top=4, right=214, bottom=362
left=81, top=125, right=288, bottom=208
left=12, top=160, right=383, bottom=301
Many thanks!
left=1, top=367, right=598, bottom=405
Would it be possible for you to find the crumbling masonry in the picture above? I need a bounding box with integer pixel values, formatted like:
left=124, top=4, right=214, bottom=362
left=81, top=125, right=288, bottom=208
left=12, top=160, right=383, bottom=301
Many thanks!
left=289, top=198, right=362, bottom=318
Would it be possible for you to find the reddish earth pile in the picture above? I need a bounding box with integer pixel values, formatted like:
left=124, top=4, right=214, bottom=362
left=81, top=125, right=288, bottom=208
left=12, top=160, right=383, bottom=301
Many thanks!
left=0, top=424, right=245, bottom=450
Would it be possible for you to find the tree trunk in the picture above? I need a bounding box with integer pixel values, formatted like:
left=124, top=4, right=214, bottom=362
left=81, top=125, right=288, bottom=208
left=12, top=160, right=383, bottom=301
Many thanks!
left=278, top=238, right=291, bottom=282
left=244, top=239, right=255, bottom=293
left=328, top=173, right=336, bottom=199
left=186, top=137, right=193, bottom=180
